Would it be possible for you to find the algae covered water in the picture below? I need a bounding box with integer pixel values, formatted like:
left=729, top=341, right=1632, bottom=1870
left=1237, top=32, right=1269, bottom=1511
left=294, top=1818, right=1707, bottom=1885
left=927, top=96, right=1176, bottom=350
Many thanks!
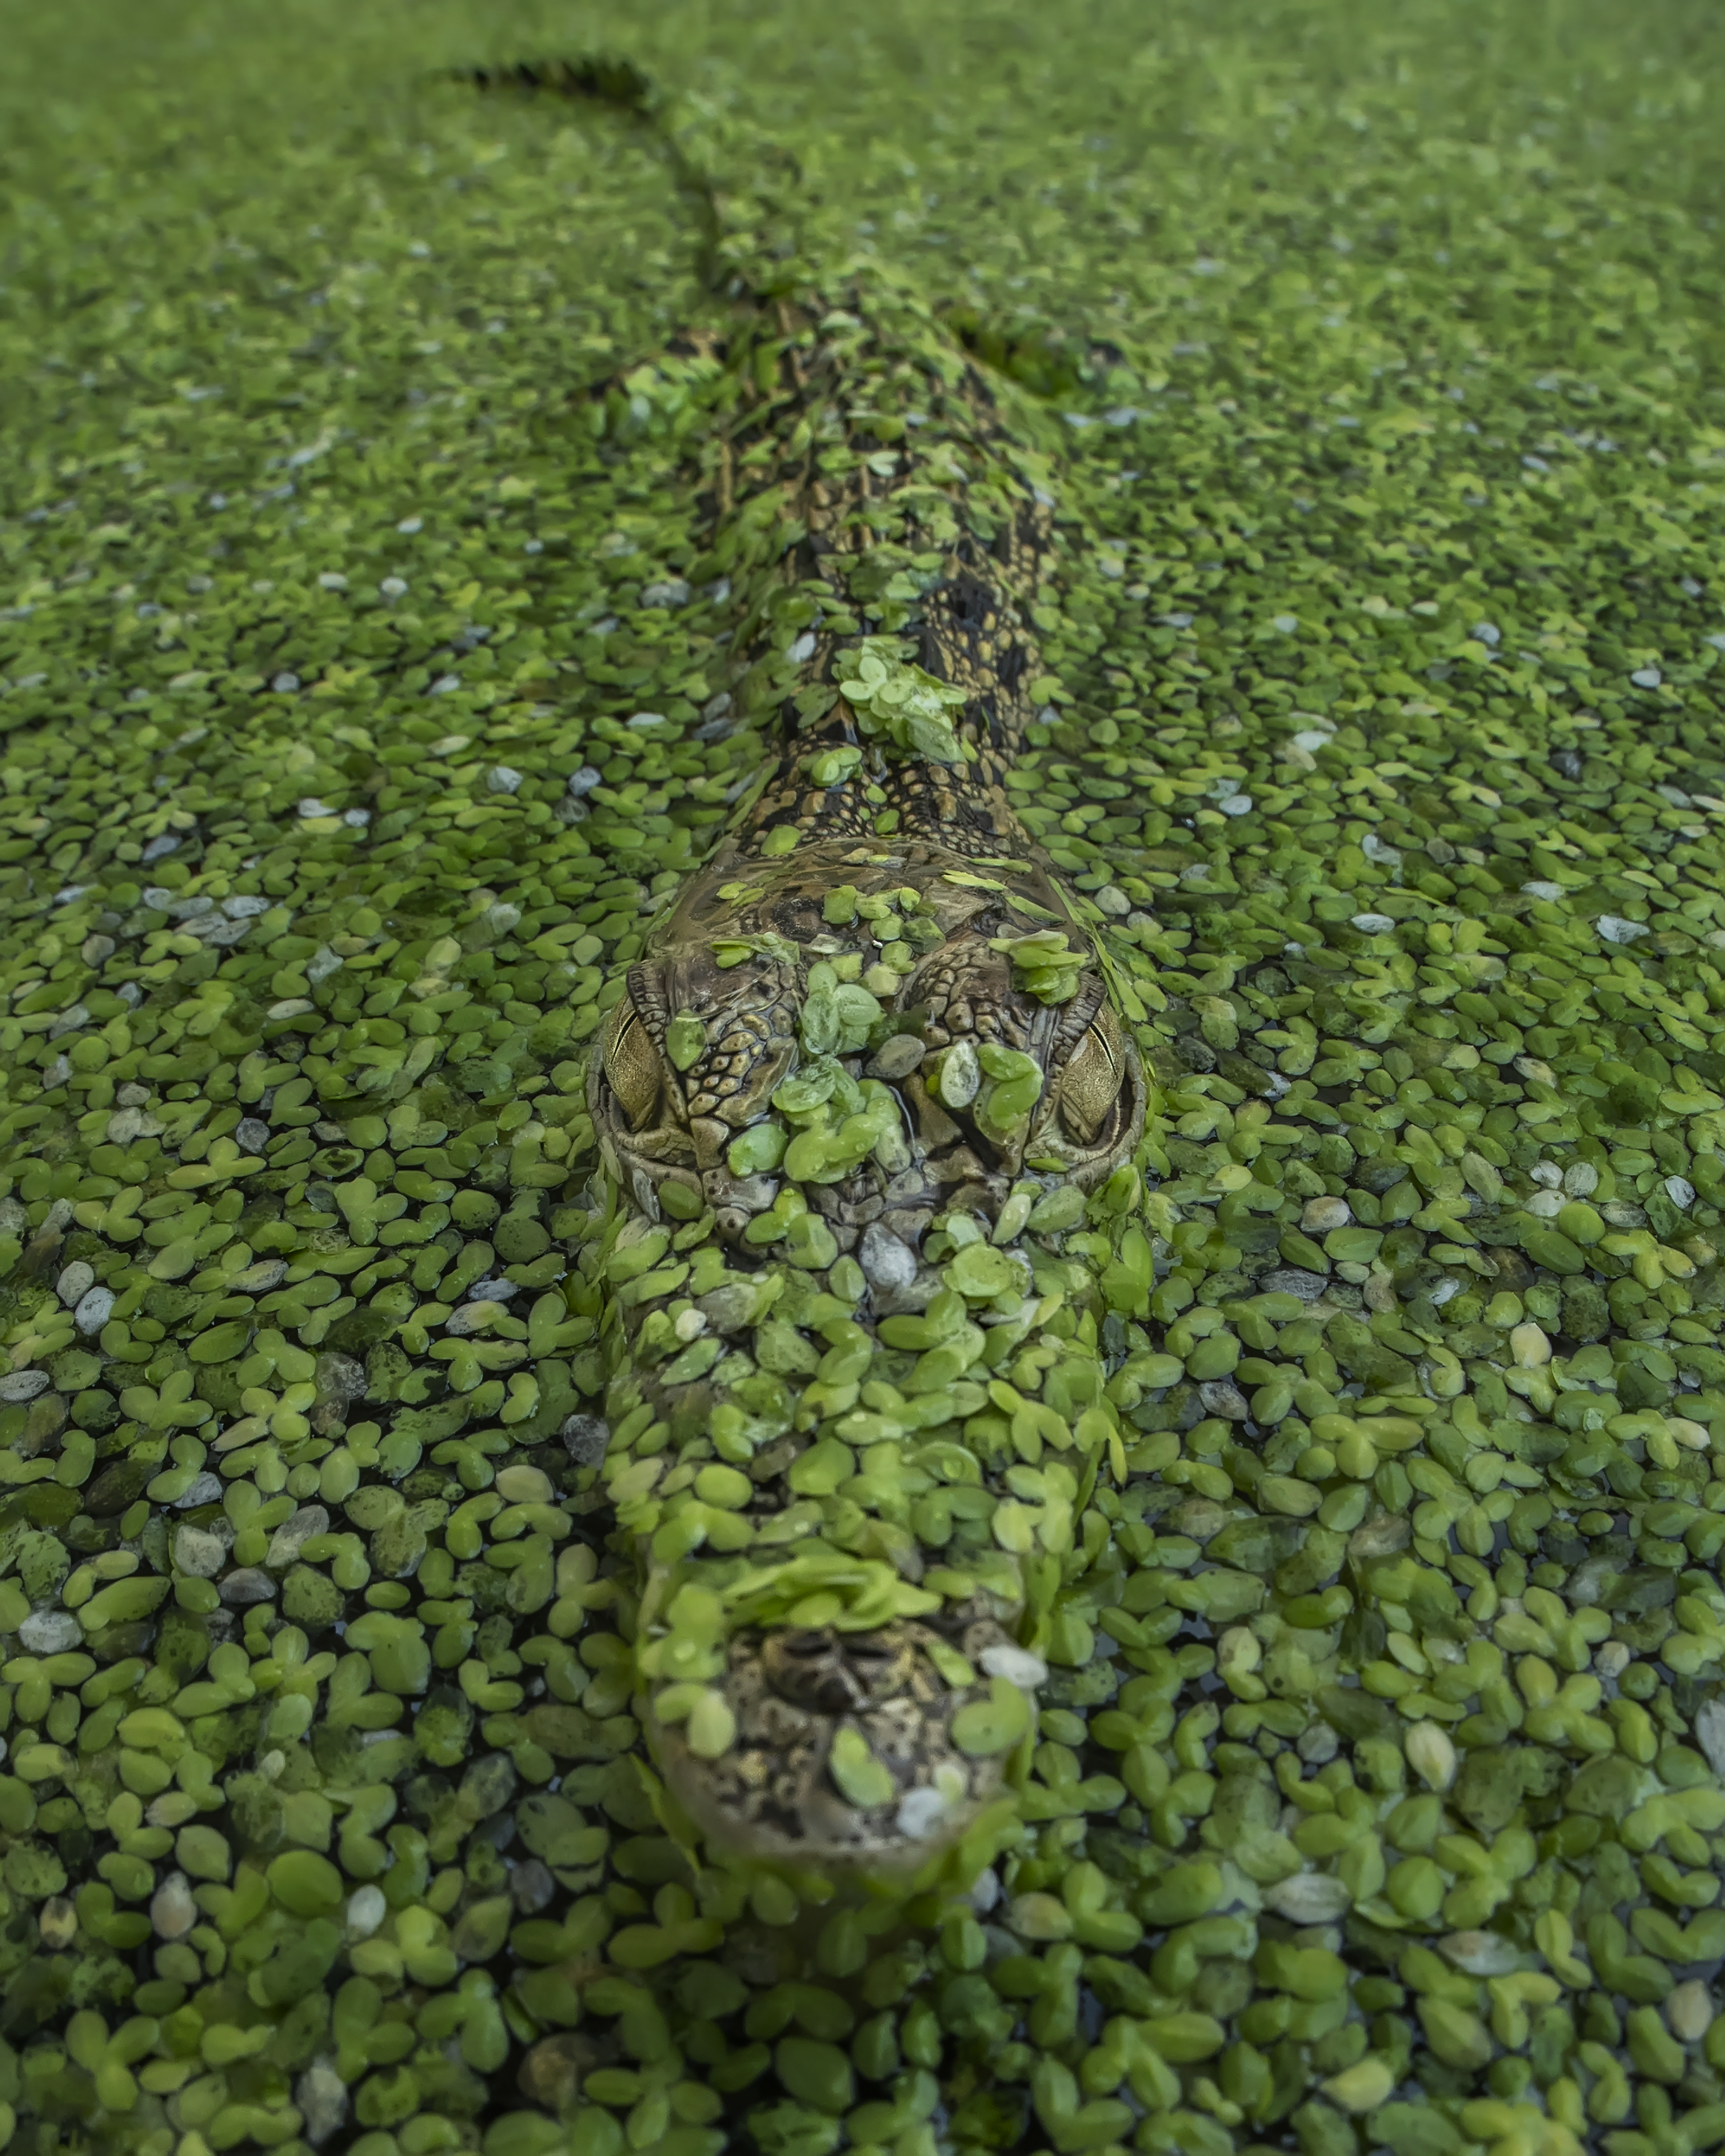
left=3, top=5, right=1725, bottom=2156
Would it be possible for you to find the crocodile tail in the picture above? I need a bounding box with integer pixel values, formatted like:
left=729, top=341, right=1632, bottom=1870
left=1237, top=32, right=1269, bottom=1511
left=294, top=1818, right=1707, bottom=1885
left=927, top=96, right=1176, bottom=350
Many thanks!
left=468, top=58, right=1065, bottom=853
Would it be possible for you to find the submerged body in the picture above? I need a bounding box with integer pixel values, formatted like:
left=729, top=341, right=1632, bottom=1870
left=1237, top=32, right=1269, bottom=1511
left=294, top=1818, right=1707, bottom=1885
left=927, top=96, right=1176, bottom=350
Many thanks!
left=583, top=283, right=1148, bottom=1873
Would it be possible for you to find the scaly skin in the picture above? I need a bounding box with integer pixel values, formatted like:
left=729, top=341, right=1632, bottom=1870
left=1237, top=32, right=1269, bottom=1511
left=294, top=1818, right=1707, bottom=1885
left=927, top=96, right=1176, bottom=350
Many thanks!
left=581, top=273, right=1150, bottom=1876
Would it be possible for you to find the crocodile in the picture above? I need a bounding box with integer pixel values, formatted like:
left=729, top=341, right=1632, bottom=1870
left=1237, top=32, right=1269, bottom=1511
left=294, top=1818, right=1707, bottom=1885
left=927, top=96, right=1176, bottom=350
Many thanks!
left=502, top=68, right=1155, bottom=1878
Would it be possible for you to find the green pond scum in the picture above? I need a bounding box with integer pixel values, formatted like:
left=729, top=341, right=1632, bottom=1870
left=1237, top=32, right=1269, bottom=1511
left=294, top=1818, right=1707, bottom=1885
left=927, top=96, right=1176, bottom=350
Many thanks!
left=5, top=5, right=1725, bottom=2156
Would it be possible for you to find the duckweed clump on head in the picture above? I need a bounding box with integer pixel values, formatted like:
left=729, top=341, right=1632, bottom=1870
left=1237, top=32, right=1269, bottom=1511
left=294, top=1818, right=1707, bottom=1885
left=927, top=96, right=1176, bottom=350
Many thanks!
left=5, top=3, right=1725, bottom=2155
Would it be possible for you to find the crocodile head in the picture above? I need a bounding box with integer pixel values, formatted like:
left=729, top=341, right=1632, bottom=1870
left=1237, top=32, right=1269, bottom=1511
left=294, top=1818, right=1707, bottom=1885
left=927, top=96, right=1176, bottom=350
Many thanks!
left=586, top=853, right=1150, bottom=1880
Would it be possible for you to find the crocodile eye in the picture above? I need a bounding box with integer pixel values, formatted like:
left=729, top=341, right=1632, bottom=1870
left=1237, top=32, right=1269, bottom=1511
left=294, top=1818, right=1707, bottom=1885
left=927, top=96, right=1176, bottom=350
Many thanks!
left=1059, top=1004, right=1126, bottom=1146
left=602, top=1001, right=664, bottom=1132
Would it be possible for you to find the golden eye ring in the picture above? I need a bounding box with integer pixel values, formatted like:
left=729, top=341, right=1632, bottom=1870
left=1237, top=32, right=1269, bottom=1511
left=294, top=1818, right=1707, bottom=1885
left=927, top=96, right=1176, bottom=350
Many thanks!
left=1058, top=1003, right=1126, bottom=1146
left=601, top=1000, right=665, bottom=1132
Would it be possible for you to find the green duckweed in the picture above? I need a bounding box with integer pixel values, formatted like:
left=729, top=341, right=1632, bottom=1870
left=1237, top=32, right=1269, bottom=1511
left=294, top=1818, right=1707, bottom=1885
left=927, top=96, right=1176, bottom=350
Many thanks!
left=1, top=4, right=1725, bottom=2156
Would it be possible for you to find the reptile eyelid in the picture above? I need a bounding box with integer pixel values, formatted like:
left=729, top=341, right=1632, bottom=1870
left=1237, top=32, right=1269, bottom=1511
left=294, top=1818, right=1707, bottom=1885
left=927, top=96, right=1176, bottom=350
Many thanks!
left=1059, top=1008, right=1126, bottom=1145
left=602, top=1002, right=664, bottom=1132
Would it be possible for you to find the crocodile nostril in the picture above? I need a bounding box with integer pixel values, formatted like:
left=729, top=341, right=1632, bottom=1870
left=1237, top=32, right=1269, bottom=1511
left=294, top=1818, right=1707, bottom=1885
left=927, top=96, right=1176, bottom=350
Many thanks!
left=761, top=1631, right=866, bottom=1713
left=782, top=1630, right=836, bottom=1658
